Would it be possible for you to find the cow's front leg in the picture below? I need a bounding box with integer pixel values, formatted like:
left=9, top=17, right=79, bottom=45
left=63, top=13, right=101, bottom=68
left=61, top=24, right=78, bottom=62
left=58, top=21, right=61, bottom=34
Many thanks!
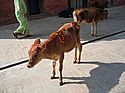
left=76, top=35, right=82, bottom=64
left=51, top=61, right=56, bottom=79
left=73, top=11, right=78, bottom=22
left=73, top=46, right=77, bottom=64
left=59, top=53, right=64, bottom=86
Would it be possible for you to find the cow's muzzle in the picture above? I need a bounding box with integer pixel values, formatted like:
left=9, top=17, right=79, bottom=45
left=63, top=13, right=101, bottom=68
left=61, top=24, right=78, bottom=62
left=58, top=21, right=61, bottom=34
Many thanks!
left=27, top=60, right=34, bottom=68
left=27, top=63, right=32, bottom=68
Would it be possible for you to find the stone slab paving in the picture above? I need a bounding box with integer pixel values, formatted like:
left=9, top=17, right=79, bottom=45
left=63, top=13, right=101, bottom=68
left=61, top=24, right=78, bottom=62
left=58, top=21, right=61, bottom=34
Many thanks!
left=0, top=32, right=125, bottom=93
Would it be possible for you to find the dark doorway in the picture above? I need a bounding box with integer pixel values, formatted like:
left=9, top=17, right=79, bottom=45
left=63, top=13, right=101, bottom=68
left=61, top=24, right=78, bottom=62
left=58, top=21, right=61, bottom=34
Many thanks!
left=68, top=0, right=87, bottom=9
left=27, top=0, right=42, bottom=15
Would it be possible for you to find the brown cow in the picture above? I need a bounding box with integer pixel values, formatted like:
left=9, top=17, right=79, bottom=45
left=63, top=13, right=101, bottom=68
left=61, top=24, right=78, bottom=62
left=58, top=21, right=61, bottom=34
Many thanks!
left=73, top=7, right=108, bottom=36
left=27, top=22, right=82, bottom=86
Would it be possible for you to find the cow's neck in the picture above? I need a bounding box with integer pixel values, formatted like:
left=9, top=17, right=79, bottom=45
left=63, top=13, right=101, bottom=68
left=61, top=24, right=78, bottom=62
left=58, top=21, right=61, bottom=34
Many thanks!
left=40, top=39, right=59, bottom=60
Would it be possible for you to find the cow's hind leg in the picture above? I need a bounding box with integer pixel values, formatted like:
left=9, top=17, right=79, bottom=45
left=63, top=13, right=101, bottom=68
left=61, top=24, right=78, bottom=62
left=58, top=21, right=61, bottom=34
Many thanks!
left=51, top=61, right=56, bottom=79
left=77, top=43, right=82, bottom=64
left=59, top=53, right=64, bottom=86
left=93, top=21, right=97, bottom=36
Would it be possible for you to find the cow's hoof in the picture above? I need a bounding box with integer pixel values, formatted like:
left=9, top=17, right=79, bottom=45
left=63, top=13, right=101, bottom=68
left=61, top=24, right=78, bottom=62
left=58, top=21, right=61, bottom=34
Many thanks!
left=59, top=82, right=63, bottom=86
left=91, top=34, right=95, bottom=36
left=73, top=61, right=77, bottom=64
left=77, top=62, right=80, bottom=64
left=50, top=76, right=55, bottom=79
left=91, top=32, right=97, bottom=36
left=91, top=34, right=97, bottom=36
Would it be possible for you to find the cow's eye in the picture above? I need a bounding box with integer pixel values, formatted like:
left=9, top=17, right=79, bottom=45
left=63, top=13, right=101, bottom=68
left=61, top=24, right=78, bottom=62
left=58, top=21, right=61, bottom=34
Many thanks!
left=34, top=54, right=38, bottom=58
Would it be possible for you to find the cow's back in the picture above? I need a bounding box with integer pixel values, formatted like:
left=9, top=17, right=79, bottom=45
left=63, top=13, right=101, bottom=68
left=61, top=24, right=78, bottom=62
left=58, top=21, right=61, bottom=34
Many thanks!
left=73, top=8, right=107, bottom=23
left=52, top=22, right=80, bottom=52
left=45, top=22, right=80, bottom=56
left=73, top=8, right=98, bottom=23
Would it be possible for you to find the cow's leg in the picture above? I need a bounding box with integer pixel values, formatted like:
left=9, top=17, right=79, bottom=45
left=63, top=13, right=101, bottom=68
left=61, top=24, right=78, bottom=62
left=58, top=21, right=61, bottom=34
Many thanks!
left=73, top=11, right=78, bottom=22
left=59, top=53, right=64, bottom=86
left=93, top=21, right=97, bottom=36
left=73, top=46, right=77, bottom=64
left=51, top=61, right=56, bottom=79
left=91, top=22, right=94, bottom=36
left=78, top=44, right=82, bottom=64
left=91, top=21, right=97, bottom=36
left=77, top=38, right=82, bottom=64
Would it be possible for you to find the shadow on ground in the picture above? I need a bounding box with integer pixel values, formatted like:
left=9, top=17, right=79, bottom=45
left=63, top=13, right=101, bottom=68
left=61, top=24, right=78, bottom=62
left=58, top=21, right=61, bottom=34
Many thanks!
left=63, top=61, right=125, bottom=93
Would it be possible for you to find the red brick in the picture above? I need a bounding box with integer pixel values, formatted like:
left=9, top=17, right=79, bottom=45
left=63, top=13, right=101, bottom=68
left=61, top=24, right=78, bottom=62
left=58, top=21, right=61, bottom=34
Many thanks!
left=0, top=0, right=16, bottom=26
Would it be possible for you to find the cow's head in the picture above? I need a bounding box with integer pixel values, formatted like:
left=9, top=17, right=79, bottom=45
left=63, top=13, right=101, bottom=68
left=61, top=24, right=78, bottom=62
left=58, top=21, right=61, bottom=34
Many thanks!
left=27, top=38, right=46, bottom=68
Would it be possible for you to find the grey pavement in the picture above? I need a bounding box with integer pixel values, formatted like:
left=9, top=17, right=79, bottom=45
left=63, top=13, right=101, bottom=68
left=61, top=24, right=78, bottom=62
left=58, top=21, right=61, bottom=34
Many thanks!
left=0, top=6, right=125, bottom=93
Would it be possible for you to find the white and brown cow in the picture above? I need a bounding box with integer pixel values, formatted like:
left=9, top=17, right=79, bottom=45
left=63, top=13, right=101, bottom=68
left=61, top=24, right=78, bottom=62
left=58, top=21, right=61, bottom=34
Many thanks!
left=73, top=7, right=108, bottom=36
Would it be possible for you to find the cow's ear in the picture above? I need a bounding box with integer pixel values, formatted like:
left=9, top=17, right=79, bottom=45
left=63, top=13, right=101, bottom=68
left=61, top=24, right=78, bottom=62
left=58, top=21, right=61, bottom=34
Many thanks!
left=34, top=38, right=41, bottom=44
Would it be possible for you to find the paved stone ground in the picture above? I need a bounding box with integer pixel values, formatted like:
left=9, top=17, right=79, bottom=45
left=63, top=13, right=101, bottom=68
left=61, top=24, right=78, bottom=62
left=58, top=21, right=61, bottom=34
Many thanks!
left=0, top=6, right=125, bottom=93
